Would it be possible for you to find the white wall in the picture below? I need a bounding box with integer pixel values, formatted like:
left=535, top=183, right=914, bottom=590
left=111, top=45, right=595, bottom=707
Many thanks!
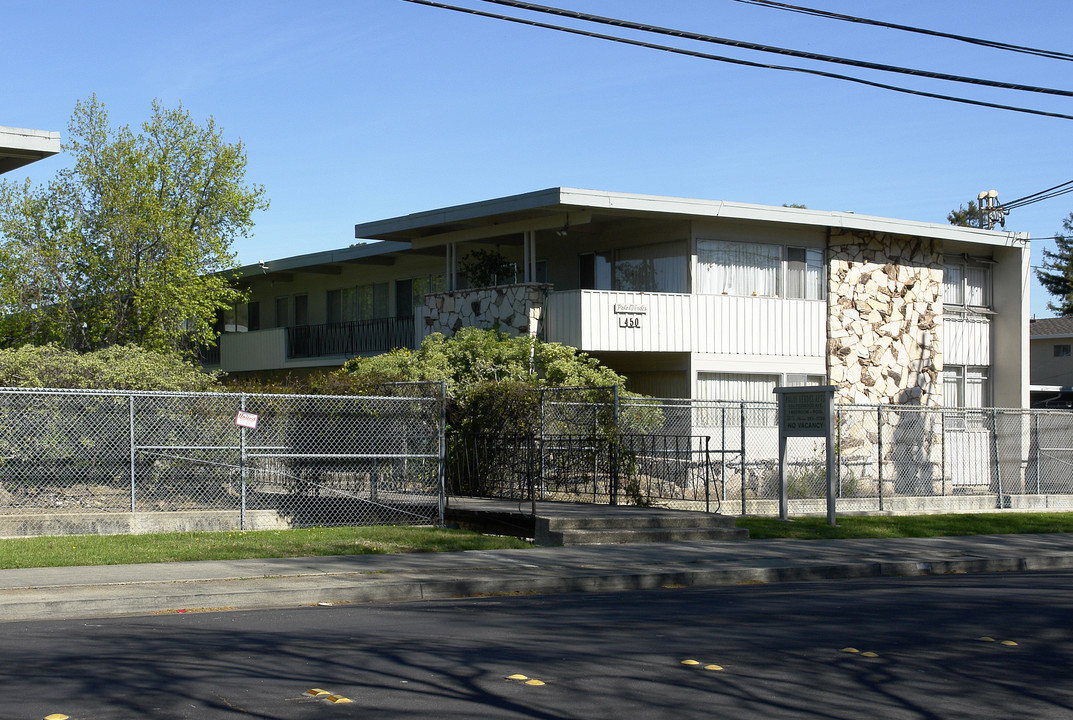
left=544, top=290, right=826, bottom=356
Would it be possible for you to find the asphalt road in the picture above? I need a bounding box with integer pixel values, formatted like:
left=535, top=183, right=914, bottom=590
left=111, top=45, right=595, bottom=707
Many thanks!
left=5, top=570, right=1073, bottom=719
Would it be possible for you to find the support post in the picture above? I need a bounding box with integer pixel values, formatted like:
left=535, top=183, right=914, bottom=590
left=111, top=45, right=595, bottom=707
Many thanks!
left=877, top=406, right=884, bottom=512
left=129, top=394, right=136, bottom=512
left=740, top=401, right=746, bottom=517
left=991, top=408, right=1003, bottom=507
left=240, top=394, right=248, bottom=530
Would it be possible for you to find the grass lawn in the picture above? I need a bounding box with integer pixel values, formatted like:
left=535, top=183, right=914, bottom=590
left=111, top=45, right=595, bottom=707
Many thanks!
left=736, top=512, right=1073, bottom=540
left=3, top=513, right=1072, bottom=569
left=0, top=525, right=530, bottom=570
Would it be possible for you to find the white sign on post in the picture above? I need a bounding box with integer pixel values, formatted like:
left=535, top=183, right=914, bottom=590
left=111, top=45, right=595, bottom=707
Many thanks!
left=235, top=410, right=259, bottom=430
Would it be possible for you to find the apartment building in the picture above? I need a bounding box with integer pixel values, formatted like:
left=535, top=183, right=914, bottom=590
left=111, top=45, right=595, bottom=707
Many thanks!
left=214, top=188, right=1030, bottom=409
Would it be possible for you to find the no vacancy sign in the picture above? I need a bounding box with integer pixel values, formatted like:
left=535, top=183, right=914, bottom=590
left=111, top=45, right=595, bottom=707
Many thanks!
left=235, top=410, right=259, bottom=430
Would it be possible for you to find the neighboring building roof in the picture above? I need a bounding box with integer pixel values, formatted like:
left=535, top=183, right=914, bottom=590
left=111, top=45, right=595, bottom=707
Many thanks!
left=1029, top=317, right=1073, bottom=339
left=0, top=125, right=61, bottom=174
left=353, top=187, right=1030, bottom=250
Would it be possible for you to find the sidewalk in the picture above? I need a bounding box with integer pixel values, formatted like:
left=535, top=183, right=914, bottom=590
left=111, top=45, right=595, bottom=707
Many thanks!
left=3, top=533, right=1073, bottom=623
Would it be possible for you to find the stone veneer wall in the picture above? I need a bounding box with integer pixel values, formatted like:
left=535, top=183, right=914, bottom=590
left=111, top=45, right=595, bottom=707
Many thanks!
left=422, top=283, right=551, bottom=338
left=827, top=229, right=944, bottom=406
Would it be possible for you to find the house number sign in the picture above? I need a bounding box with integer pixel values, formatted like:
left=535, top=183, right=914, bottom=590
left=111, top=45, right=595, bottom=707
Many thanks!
left=614, top=303, right=647, bottom=329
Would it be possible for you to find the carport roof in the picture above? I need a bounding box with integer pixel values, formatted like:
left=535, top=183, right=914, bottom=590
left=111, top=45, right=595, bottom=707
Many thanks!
left=0, top=125, right=60, bottom=174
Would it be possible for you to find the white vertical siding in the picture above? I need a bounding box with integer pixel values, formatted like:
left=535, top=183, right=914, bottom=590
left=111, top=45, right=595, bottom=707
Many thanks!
left=693, top=295, right=825, bottom=356
left=945, top=314, right=991, bottom=366
left=543, top=291, right=825, bottom=357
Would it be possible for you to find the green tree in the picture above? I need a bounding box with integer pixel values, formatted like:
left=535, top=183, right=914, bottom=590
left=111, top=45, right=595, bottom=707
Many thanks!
left=1036, top=213, right=1073, bottom=316
left=0, top=95, right=268, bottom=355
left=947, top=201, right=983, bottom=228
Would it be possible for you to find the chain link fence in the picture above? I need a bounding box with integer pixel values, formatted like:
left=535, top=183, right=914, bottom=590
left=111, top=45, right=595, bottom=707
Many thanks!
left=448, top=391, right=1073, bottom=517
left=447, top=388, right=720, bottom=511
left=0, top=384, right=445, bottom=538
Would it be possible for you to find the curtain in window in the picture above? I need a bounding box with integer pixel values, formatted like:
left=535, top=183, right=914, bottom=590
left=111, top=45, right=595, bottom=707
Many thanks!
left=965, top=368, right=989, bottom=407
left=943, top=263, right=964, bottom=305
left=965, top=266, right=989, bottom=307
left=943, top=368, right=962, bottom=407
left=697, top=240, right=780, bottom=296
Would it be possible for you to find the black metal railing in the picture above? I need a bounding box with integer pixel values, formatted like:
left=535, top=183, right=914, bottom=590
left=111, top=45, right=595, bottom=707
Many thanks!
left=287, top=317, right=416, bottom=359
left=446, top=432, right=716, bottom=510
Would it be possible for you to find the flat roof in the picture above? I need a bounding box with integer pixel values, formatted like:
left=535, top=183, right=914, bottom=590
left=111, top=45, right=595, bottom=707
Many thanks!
left=233, top=240, right=413, bottom=280
left=0, top=125, right=61, bottom=174
left=353, top=187, right=1030, bottom=249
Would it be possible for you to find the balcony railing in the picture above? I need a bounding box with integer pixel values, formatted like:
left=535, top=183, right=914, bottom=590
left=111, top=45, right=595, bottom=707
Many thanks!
left=286, top=317, right=416, bottom=359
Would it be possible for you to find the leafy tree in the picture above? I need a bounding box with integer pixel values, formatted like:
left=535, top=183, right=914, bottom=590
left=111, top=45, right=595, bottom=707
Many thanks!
left=0, top=95, right=268, bottom=355
left=339, top=327, right=627, bottom=431
left=1036, top=213, right=1073, bottom=316
left=947, top=201, right=983, bottom=228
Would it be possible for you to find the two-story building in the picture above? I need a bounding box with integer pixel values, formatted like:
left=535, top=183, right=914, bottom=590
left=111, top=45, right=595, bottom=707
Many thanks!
left=214, top=188, right=1030, bottom=409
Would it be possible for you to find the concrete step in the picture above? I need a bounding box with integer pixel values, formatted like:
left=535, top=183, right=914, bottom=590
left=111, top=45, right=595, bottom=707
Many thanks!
left=545, top=526, right=750, bottom=546
left=543, top=514, right=739, bottom=532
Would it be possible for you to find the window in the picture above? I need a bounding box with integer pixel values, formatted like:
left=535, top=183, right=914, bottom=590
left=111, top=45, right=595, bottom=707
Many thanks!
left=248, top=301, right=260, bottom=332
left=294, top=294, right=309, bottom=327
left=1055, top=344, right=1071, bottom=358
left=785, top=247, right=825, bottom=300
left=697, top=240, right=780, bottom=297
left=613, top=242, right=688, bottom=292
left=943, top=261, right=991, bottom=309
left=219, top=302, right=248, bottom=333
left=356, top=282, right=389, bottom=320
left=697, top=372, right=779, bottom=402
left=397, top=275, right=446, bottom=319
left=944, top=365, right=990, bottom=429
left=326, top=289, right=343, bottom=325
left=579, top=242, right=687, bottom=293
left=535, top=259, right=548, bottom=284
left=697, top=240, right=824, bottom=299
left=274, top=297, right=290, bottom=328
left=785, top=373, right=827, bottom=387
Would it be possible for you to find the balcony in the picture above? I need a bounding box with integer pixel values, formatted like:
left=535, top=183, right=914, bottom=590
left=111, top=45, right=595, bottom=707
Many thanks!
left=287, top=317, right=416, bottom=358
left=214, top=317, right=417, bottom=373
left=542, top=289, right=825, bottom=356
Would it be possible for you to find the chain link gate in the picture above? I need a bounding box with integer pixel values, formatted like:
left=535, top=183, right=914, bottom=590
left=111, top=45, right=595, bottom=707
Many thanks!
left=0, top=385, right=446, bottom=538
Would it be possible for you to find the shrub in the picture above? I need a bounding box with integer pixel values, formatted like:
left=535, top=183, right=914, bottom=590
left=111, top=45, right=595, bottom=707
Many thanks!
left=0, top=344, right=223, bottom=392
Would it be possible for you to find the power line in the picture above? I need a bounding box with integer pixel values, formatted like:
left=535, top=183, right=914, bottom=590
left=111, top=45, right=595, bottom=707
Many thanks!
left=1002, top=180, right=1073, bottom=211
left=401, top=0, right=1073, bottom=121
left=732, top=0, right=1073, bottom=63
left=473, top=0, right=1073, bottom=97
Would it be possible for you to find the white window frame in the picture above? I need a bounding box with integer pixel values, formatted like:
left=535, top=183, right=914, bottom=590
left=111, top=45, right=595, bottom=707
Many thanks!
left=943, top=365, right=990, bottom=429
left=943, top=259, right=991, bottom=310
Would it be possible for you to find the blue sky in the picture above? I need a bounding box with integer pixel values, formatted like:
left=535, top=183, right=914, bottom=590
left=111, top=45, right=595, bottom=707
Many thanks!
left=4, top=0, right=1071, bottom=316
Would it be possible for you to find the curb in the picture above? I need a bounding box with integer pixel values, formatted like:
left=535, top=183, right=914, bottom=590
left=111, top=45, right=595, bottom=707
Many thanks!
left=4, top=552, right=1073, bottom=624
